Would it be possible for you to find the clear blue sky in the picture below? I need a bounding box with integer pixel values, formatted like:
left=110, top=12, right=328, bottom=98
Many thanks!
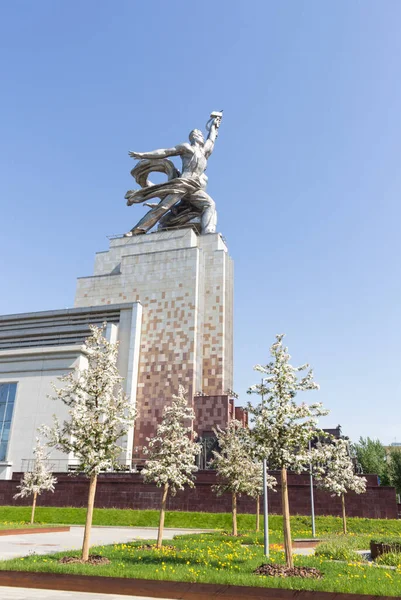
left=1, top=1, right=400, bottom=444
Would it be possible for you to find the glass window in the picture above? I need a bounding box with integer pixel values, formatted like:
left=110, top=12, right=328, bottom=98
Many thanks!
left=0, top=387, right=7, bottom=404
left=7, top=386, right=16, bottom=404
left=5, top=404, right=13, bottom=422
left=0, top=443, right=7, bottom=461
left=0, top=384, right=17, bottom=462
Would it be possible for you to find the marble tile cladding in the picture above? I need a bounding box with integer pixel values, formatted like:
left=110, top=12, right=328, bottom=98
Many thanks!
left=75, top=231, right=234, bottom=453
left=194, top=394, right=230, bottom=435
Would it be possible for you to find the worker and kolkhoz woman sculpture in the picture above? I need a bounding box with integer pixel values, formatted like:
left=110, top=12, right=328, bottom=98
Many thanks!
left=124, top=111, right=222, bottom=236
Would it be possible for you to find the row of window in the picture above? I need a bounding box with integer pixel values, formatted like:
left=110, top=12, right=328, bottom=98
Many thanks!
left=0, top=383, right=17, bottom=462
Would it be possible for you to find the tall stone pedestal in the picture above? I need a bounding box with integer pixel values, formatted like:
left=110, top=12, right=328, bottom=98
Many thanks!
left=75, top=229, right=234, bottom=449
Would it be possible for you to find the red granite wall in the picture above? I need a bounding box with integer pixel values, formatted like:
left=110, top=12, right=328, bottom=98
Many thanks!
left=6, top=471, right=397, bottom=519
left=234, top=406, right=248, bottom=427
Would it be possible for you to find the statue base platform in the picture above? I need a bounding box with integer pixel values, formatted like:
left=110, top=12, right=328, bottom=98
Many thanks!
left=75, top=228, right=233, bottom=448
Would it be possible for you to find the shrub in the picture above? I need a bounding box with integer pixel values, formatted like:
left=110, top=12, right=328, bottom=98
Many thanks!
left=315, top=538, right=363, bottom=562
left=370, top=538, right=401, bottom=559
left=370, top=537, right=401, bottom=546
left=376, top=552, right=401, bottom=567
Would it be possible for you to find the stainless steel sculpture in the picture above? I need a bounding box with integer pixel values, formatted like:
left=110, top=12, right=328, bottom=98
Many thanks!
left=125, top=111, right=222, bottom=236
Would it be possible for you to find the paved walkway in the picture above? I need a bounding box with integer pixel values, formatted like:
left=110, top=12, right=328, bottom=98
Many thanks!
left=0, top=588, right=175, bottom=600
left=0, top=526, right=210, bottom=561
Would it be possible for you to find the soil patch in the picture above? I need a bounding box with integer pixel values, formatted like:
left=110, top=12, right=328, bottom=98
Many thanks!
left=254, top=564, right=323, bottom=579
left=0, top=527, right=70, bottom=536
left=292, top=538, right=321, bottom=549
left=59, top=555, right=110, bottom=566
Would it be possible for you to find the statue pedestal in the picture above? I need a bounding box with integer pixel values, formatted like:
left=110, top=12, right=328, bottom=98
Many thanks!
left=75, top=228, right=233, bottom=449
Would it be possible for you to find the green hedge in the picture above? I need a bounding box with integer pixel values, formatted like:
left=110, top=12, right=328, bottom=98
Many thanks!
left=370, top=536, right=401, bottom=545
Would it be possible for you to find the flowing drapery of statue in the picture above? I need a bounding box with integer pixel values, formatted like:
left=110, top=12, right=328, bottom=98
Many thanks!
left=124, top=111, right=223, bottom=236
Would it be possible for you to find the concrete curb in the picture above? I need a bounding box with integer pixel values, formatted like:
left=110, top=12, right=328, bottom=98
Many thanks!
left=0, top=527, right=70, bottom=536
left=0, top=571, right=395, bottom=600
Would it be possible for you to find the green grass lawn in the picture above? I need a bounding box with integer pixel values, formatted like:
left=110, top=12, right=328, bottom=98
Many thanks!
left=1, top=508, right=401, bottom=595
left=2, top=506, right=401, bottom=538
left=1, top=531, right=401, bottom=597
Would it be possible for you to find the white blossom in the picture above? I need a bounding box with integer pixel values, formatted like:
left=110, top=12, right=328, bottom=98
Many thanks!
left=247, top=334, right=328, bottom=471
left=41, top=324, right=136, bottom=560
left=212, top=421, right=276, bottom=536
left=248, top=333, right=329, bottom=567
left=41, top=324, right=136, bottom=476
left=313, top=438, right=367, bottom=497
left=142, top=385, right=200, bottom=495
left=212, top=420, right=276, bottom=497
left=14, top=438, right=57, bottom=499
left=245, top=460, right=277, bottom=500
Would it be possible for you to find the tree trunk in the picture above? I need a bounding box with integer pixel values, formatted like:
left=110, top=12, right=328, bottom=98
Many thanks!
left=30, top=492, right=37, bottom=525
left=281, top=467, right=293, bottom=568
left=341, top=493, right=347, bottom=535
left=157, top=483, right=169, bottom=549
left=82, top=473, right=97, bottom=561
left=256, top=495, right=260, bottom=532
left=232, top=492, right=238, bottom=536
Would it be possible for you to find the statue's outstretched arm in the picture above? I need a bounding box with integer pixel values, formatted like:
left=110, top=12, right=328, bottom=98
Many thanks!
left=129, top=144, right=186, bottom=160
left=203, top=117, right=222, bottom=158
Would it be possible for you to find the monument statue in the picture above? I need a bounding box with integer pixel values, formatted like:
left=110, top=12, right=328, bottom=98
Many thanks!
left=124, top=111, right=223, bottom=236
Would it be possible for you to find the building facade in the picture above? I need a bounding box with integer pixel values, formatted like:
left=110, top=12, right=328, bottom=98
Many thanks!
left=0, top=228, right=240, bottom=478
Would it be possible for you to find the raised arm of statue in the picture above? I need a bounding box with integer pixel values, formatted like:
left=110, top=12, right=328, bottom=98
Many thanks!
left=125, top=111, right=221, bottom=236
left=203, top=117, right=222, bottom=158
left=128, top=144, right=187, bottom=160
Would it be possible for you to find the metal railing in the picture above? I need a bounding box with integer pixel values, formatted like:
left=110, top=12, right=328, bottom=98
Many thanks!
left=20, top=458, right=137, bottom=474
left=21, top=437, right=220, bottom=474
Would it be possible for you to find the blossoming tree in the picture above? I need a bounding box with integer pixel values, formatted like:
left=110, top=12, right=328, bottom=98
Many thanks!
left=212, top=420, right=276, bottom=536
left=247, top=333, right=328, bottom=568
left=243, top=459, right=270, bottom=533
left=314, top=438, right=367, bottom=534
left=42, top=324, right=136, bottom=561
left=14, top=438, right=57, bottom=524
left=142, top=386, right=200, bottom=549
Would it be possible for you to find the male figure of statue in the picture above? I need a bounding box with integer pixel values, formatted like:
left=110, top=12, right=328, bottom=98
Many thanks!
left=125, top=114, right=221, bottom=235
